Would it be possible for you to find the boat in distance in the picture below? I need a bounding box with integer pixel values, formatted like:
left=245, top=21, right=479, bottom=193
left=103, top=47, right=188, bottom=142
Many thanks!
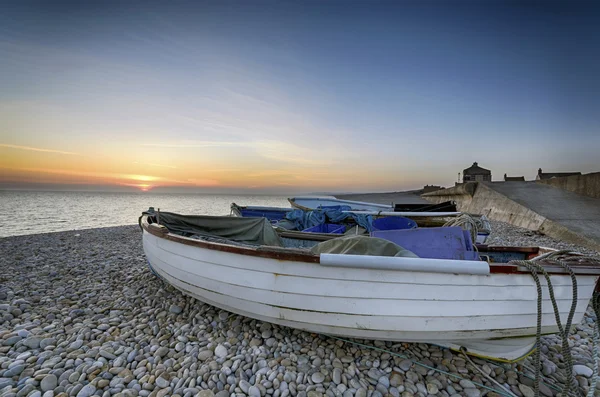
left=140, top=210, right=600, bottom=362
left=289, top=196, right=394, bottom=211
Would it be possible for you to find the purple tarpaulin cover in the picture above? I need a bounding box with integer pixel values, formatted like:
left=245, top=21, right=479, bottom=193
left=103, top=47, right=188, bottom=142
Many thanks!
left=371, top=227, right=480, bottom=261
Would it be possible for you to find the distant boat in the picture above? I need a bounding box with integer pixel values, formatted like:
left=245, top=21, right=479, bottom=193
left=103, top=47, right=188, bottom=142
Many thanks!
left=141, top=210, right=600, bottom=362
left=393, top=201, right=458, bottom=212
left=289, top=196, right=394, bottom=212
left=289, top=197, right=461, bottom=217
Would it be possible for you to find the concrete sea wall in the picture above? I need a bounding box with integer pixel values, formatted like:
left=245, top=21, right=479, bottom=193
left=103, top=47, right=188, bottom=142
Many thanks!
left=537, top=172, right=600, bottom=199
left=423, top=182, right=600, bottom=252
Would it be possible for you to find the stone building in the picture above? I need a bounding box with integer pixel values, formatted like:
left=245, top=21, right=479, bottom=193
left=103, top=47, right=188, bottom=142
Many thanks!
left=536, top=168, right=581, bottom=180
left=463, top=162, right=491, bottom=183
left=422, top=185, right=443, bottom=194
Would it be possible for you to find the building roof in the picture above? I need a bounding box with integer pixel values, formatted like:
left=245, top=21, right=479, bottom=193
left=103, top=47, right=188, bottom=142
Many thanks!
left=463, top=162, right=491, bottom=175
left=537, top=168, right=581, bottom=180
left=538, top=172, right=581, bottom=180
left=504, top=174, right=525, bottom=182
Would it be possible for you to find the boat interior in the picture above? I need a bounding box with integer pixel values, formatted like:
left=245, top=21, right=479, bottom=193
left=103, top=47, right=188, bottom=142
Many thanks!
left=141, top=210, right=583, bottom=266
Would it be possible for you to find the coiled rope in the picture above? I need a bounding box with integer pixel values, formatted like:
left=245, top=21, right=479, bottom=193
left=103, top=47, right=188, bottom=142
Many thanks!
left=443, top=214, right=480, bottom=244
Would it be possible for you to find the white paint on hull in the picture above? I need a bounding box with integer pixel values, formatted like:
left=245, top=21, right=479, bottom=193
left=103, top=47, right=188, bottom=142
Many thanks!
left=142, top=230, right=597, bottom=361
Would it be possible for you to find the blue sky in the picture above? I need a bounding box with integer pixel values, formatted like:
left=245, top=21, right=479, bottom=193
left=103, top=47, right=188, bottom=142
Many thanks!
left=1, top=1, right=598, bottom=192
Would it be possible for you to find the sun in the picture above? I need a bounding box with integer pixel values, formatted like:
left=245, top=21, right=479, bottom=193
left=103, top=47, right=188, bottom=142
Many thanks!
left=137, top=184, right=152, bottom=192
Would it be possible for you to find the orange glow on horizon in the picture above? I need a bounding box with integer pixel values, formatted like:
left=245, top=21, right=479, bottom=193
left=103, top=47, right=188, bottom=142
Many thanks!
left=0, top=141, right=431, bottom=192
left=116, top=182, right=153, bottom=191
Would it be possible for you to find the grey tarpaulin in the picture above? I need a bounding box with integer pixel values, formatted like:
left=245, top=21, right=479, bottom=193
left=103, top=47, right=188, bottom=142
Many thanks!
left=310, top=235, right=418, bottom=257
left=155, top=212, right=283, bottom=247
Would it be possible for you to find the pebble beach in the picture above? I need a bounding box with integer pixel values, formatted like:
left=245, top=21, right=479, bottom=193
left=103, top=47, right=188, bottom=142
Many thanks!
left=1, top=221, right=599, bottom=397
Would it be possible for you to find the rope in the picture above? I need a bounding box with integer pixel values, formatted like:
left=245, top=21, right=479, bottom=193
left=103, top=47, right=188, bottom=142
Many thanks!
left=325, top=335, right=515, bottom=397
left=443, top=214, right=480, bottom=244
left=509, top=259, right=578, bottom=397
left=327, top=334, right=578, bottom=397
left=318, top=251, right=600, bottom=397
left=510, top=251, right=600, bottom=397
left=460, top=347, right=519, bottom=397
left=510, top=259, right=545, bottom=397
left=588, top=293, right=600, bottom=397
left=534, top=255, right=579, bottom=397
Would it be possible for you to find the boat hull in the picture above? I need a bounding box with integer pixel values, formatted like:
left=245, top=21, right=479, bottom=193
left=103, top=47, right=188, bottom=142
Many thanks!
left=142, top=230, right=596, bottom=361
left=290, top=196, right=393, bottom=212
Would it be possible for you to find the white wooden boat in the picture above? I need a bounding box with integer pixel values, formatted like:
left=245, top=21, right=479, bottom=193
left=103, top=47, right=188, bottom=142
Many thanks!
left=141, top=212, right=600, bottom=362
left=289, top=196, right=394, bottom=212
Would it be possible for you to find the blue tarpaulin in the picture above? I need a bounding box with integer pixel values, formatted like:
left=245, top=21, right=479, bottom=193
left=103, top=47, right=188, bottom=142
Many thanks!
left=282, top=205, right=374, bottom=232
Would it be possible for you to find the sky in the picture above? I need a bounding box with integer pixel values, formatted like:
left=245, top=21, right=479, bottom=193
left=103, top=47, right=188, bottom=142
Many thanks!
left=1, top=0, right=599, bottom=193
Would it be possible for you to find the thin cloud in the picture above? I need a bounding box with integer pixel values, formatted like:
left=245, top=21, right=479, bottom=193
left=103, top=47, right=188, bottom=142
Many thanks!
left=142, top=140, right=336, bottom=166
left=142, top=142, right=242, bottom=148
left=2, top=166, right=194, bottom=185
left=132, top=161, right=177, bottom=169
left=185, top=178, right=220, bottom=186
left=246, top=170, right=293, bottom=178
left=0, top=143, right=81, bottom=156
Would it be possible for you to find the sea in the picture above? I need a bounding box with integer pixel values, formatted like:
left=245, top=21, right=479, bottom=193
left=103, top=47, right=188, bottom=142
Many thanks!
left=0, top=191, right=291, bottom=238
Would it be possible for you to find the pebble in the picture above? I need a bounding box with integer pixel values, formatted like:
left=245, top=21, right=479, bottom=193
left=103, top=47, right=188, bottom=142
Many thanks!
left=69, top=340, right=83, bottom=350
left=40, top=374, right=58, bottom=392
left=390, top=372, right=403, bottom=387
left=39, top=338, right=56, bottom=349
left=312, top=372, right=325, bottom=384
left=355, top=389, right=367, bottom=397
left=22, top=337, right=41, bottom=349
left=76, top=384, right=96, bottom=397
left=239, top=380, right=251, bottom=393
left=377, top=376, right=390, bottom=388
left=399, top=360, right=413, bottom=371
left=464, top=389, right=481, bottom=397
left=573, top=364, right=593, bottom=378
left=332, top=368, right=342, bottom=384
left=198, top=349, right=214, bottom=360
left=518, top=384, right=535, bottom=397
left=215, top=344, right=228, bottom=358
left=4, top=364, right=25, bottom=377
left=0, top=378, right=14, bottom=389
left=426, top=383, right=439, bottom=394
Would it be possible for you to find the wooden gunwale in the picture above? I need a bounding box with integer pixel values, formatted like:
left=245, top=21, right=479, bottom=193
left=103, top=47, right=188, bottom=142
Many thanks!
left=287, top=198, right=313, bottom=212
left=143, top=217, right=319, bottom=263
left=140, top=215, right=600, bottom=276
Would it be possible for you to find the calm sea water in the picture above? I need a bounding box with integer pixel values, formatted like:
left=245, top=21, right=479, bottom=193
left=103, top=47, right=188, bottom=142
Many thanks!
left=0, top=191, right=290, bottom=238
